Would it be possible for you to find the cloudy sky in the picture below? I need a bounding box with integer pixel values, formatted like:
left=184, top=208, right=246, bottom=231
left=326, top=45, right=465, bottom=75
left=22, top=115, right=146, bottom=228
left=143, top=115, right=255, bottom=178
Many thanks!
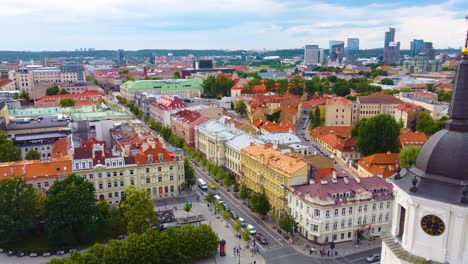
left=1, top=0, right=466, bottom=51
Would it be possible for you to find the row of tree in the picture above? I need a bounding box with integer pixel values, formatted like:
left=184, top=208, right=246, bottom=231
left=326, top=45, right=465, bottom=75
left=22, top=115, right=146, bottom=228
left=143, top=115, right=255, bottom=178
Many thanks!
left=46, top=85, right=69, bottom=96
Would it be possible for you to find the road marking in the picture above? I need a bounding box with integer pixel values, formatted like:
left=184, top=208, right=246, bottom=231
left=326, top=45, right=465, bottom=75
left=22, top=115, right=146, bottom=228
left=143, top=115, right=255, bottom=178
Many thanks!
left=191, top=161, right=285, bottom=247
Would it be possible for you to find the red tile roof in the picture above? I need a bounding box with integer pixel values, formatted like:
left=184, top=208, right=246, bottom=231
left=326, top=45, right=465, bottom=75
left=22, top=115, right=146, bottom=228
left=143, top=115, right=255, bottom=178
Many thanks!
left=0, top=158, right=72, bottom=181
left=358, top=93, right=402, bottom=105
left=151, top=96, right=186, bottom=110
left=0, top=80, right=13, bottom=87
left=396, top=103, right=419, bottom=113
left=311, top=126, right=353, bottom=139
left=358, top=152, right=399, bottom=178
left=399, top=131, right=428, bottom=147
left=133, top=145, right=175, bottom=165
left=326, top=97, right=352, bottom=106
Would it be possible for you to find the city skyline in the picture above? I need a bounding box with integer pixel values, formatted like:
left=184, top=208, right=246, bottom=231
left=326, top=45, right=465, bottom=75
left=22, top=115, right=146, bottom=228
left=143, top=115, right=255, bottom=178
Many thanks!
left=0, top=0, right=466, bottom=51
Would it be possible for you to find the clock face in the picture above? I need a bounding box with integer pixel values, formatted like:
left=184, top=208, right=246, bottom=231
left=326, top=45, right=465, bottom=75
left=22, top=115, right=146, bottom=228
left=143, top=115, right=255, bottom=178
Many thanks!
left=420, top=215, right=445, bottom=236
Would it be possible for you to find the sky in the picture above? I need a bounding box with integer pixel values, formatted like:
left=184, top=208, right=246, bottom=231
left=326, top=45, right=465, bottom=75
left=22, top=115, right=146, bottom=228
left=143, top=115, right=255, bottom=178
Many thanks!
left=0, top=0, right=466, bottom=51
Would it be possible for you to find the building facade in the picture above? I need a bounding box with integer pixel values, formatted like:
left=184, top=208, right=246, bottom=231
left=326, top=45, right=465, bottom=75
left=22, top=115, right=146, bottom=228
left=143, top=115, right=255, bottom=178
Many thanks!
left=304, top=45, right=324, bottom=65
left=120, top=79, right=203, bottom=101
left=171, top=110, right=209, bottom=147
left=325, top=97, right=358, bottom=126
left=288, top=174, right=394, bottom=244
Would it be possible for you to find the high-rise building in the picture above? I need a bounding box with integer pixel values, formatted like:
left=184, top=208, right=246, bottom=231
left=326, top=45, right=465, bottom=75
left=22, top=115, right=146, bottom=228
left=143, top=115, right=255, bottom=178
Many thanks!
left=347, top=38, right=359, bottom=50
left=422, top=42, right=435, bottom=60
left=116, top=49, right=125, bottom=65
left=329, top=40, right=345, bottom=63
left=384, top=27, right=395, bottom=48
left=304, top=45, right=324, bottom=65
left=380, top=47, right=468, bottom=264
left=410, top=39, right=424, bottom=57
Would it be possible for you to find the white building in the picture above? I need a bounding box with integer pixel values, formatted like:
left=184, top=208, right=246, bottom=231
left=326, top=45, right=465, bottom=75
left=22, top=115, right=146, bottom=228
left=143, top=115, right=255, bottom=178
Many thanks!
left=225, top=133, right=265, bottom=178
left=288, top=173, right=394, bottom=244
left=381, top=51, right=468, bottom=264
left=304, top=45, right=324, bottom=66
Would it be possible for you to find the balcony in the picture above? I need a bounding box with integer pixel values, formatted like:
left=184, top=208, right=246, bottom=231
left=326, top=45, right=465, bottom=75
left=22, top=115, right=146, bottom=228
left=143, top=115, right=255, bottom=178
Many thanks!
left=380, top=228, right=444, bottom=264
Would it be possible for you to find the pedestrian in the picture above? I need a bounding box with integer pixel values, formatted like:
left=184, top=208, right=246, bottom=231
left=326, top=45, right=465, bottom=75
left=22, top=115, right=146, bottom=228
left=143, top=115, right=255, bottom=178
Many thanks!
left=327, top=250, right=330, bottom=256
left=309, top=248, right=312, bottom=255
left=254, top=261, right=256, bottom=264
left=237, top=248, right=240, bottom=255
left=233, top=247, right=236, bottom=255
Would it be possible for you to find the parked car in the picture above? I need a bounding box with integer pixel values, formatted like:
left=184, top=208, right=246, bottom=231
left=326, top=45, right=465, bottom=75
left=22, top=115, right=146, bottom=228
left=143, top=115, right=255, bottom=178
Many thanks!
left=255, top=233, right=268, bottom=245
left=42, top=252, right=52, bottom=257
left=230, top=211, right=238, bottom=220
left=238, top=217, right=247, bottom=227
left=224, top=205, right=231, bottom=212
left=305, top=138, right=310, bottom=142
left=29, top=253, right=39, bottom=257
left=16, top=251, right=26, bottom=257
left=57, top=250, right=66, bottom=255
left=0, top=248, right=4, bottom=253
left=7, top=251, right=16, bottom=256
left=247, top=224, right=257, bottom=235
left=366, top=254, right=380, bottom=263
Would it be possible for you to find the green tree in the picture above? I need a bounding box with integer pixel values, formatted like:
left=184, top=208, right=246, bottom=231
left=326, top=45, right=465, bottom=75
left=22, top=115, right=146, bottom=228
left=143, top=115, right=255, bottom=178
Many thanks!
left=354, top=114, right=400, bottom=156
left=0, top=134, right=22, bottom=162
left=232, top=219, right=242, bottom=235
left=184, top=203, right=191, bottom=219
left=119, top=186, right=157, bottom=234
left=279, top=209, right=297, bottom=237
left=254, top=189, right=271, bottom=220
left=46, top=84, right=60, bottom=95
left=59, top=88, right=69, bottom=94
left=249, top=193, right=259, bottom=210
left=25, top=149, right=41, bottom=160
left=215, top=169, right=225, bottom=182
left=173, top=72, right=181, bottom=79
left=241, top=228, right=251, bottom=247
left=399, top=146, right=422, bottom=168
left=59, top=98, right=76, bottom=107
left=223, top=174, right=234, bottom=191
left=437, top=91, right=452, bottom=102
left=235, top=100, right=247, bottom=116
left=205, top=191, right=215, bottom=205
left=19, top=90, right=30, bottom=100
left=45, top=174, right=98, bottom=246
left=327, top=75, right=338, bottom=83
left=240, top=184, right=249, bottom=204
left=184, top=159, right=196, bottom=190
left=0, top=178, right=41, bottom=243
left=416, top=112, right=438, bottom=134
left=222, top=210, right=231, bottom=227
left=380, top=78, right=394, bottom=85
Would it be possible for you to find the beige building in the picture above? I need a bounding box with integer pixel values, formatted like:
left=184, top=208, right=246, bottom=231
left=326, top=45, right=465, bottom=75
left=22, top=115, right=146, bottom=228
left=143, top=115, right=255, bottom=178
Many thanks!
left=356, top=93, right=402, bottom=120
left=240, top=143, right=308, bottom=216
left=325, top=97, right=358, bottom=126
left=393, top=103, right=427, bottom=130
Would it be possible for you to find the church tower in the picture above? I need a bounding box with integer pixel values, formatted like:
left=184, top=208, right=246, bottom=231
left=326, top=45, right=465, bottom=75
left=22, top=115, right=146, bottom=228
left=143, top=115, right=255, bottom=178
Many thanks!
left=381, top=44, right=468, bottom=262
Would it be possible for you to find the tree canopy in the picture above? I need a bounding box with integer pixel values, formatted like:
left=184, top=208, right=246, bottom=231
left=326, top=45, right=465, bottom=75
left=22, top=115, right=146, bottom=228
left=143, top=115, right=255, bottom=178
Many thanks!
left=45, top=174, right=98, bottom=246
left=202, top=76, right=234, bottom=98
left=49, top=225, right=219, bottom=264
left=0, top=177, right=41, bottom=243
left=353, top=114, right=400, bottom=156
left=46, top=85, right=60, bottom=95
left=399, top=146, right=421, bottom=168
left=118, top=186, right=157, bottom=234
left=183, top=159, right=196, bottom=189
left=235, top=100, right=247, bottom=116
left=254, top=189, right=271, bottom=220
left=25, top=149, right=41, bottom=160
left=279, top=209, right=297, bottom=236
left=416, top=112, right=447, bottom=135
left=58, top=98, right=76, bottom=107
left=380, top=78, right=394, bottom=85
left=0, top=134, right=22, bottom=162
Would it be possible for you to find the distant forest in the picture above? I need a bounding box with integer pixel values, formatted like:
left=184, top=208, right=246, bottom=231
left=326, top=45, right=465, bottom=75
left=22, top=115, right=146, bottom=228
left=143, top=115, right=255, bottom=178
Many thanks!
left=0, top=48, right=461, bottom=62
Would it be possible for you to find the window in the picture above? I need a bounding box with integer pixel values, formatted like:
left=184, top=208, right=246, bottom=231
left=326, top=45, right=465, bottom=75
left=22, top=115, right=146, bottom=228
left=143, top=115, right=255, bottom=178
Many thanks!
left=348, top=232, right=351, bottom=238
left=89, top=173, right=94, bottom=179
left=379, top=203, right=383, bottom=210
left=130, top=170, right=134, bottom=175
left=98, top=173, right=102, bottom=178
left=146, top=178, right=150, bottom=184
left=120, top=181, right=124, bottom=187
left=114, top=182, right=118, bottom=187
left=306, top=206, right=310, bottom=214
left=107, top=182, right=111, bottom=188
left=164, top=186, right=168, bottom=193
left=108, top=193, right=112, bottom=198
left=120, top=171, right=123, bottom=176
left=387, top=202, right=391, bottom=209
left=342, top=208, right=346, bottom=216
left=334, top=209, right=338, bottom=217
left=158, top=177, right=162, bottom=182
left=130, top=179, right=135, bottom=185
left=348, top=219, right=352, bottom=227
left=341, top=221, right=345, bottom=229
left=158, top=167, right=161, bottom=172
left=314, top=209, right=320, bottom=218
left=364, top=205, right=368, bottom=212
left=115, top=192, right=119, bottom=197
left=146, top=168, right=150, bottom=173
left=385, top=213, right=390, bottom=221
left=45, top=182, right=49, bottom=187
left=169, top=166, right=173, bottom=171
left=325, top=223, right=329, bottom=231
left=326, top=210, right=330, bottom=218
left=113, top=171, right=117, bottom=177
left=107, top=172, right=111, bottom=177
left=312, top=225, right=318, bottom=232
left=170, top=186, right=174, bottom=192
left=333, top=222, right=338, bottom=230
left=358, top=217, right=362, bottom=225
left=379, top=214, right=383, bottom=222
left=340, top=233, right=344, bottom=239
left=363, top=216, right=367, bottom=224
left=333, top=234, right=337, bottom=240
left=99, top=183, right=103, bottom=189
left=372, top=204, right=376, bottom=211
left=170, top=176, right=174, bottom=181
left=325, top=236, right=329, bottom=242
left=358, top=206, right=362, bottom=213
left=372, top=215, right=376, bottom=223
left=349, top=207, right=353, bottom=214
left=37, top=182, right=42, bottom=188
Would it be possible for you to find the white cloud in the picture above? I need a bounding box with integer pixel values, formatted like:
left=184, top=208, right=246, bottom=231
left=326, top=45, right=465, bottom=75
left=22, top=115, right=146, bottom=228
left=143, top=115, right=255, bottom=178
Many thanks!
left=0, top=0, right=465, bottom=50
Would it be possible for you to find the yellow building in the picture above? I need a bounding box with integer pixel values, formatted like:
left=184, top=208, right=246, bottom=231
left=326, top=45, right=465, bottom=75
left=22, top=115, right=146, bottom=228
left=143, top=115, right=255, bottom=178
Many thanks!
left=240, top=143, right=309, bottom=216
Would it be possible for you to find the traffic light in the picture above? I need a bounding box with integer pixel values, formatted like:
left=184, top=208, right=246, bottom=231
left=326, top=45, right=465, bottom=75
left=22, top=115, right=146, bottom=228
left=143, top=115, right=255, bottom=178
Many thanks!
left=330, top=242, right=335, bottom=249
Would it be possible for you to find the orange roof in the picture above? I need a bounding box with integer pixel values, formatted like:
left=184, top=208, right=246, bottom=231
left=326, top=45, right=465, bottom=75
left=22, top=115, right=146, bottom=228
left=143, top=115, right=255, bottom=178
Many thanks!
left=314, top=168, right=335, bottom=180
left=0, top=158, right=72, bottom=181
left=357, top=153, right=399, bottom=178
left=259, top=119, right=295, bottom=133
left=51, top=136, right=72, bottom=159
left=335, top=137, right=359, bottom=153
left=326, top=97, right=352, bottom=105
left=241, top=143, right=307, bottom=176
left=396, top=103, right=419, bottom=113
left=133, top=144, right=175, bottom=165
left=251, top=84, right=267, bottom=93
left=320, top=133, right=342, bottom=149
left=399, top=131, right=428, bottom=147
left=0, top=80, right=13, bottom=87
left=276, top=105, right=298, bottom=116
left=377, top=65, right=391, bottom=70
left=311, top=126, right=353, bottom=139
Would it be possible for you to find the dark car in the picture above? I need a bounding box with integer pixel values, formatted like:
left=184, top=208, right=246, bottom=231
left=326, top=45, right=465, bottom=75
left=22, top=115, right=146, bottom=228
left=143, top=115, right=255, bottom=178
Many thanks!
left=255, top=233, right=268, bottom=245
left=7, top=251, right=16, bottom=256
left=16, top=251, right=26, bottom=257
left=224, top=205, right=231, bottom=213
left=230, top=211, right=238, bottom=220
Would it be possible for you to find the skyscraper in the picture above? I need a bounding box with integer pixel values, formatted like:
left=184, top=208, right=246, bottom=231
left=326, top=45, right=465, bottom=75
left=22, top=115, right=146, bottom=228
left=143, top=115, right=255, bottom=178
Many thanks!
left=422, top=42, right=435, bottom=60
left=410, top=39, right=424, bottom=57
left=116, top=49, right=125, bottom=65
left=347, top=38, right=359, bottom=50
left=384, top=27, right=395, bottom=48
left=304, top=45, right=324, bottom=65
left=345, top=38, right=360, bottom=64
left=329, top=40, right=345, bottom=63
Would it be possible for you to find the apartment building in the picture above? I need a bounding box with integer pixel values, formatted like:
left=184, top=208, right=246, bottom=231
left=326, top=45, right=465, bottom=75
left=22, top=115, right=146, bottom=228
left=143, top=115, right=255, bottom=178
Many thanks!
left=171, top=110, right=209, bottom=147
left=357, top=152, right=399, bottom=178
left=225, top=133, right=265, bottom=179
left=393, top=103, right=427, bottom=130
left=72, top=137, right=185, bottom=204
left=240, top=143, right=308, bottom=216
left=356, top=93, right=402, bottom=120
left=120, top=79, right=203, bottom=102
left=395, top=92, right=448, bottom=120
left=325, top=97, right=358, bottom=126
left=149, top=96, right=187, bottom=126
left=288, top=174, right=393, bottom=244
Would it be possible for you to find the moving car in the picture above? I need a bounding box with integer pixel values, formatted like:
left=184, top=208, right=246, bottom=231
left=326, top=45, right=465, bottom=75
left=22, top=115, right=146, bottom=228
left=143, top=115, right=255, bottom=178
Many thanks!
left=238, top=217, right=247, bottom=227
left=247, top=224, right=257, bottom=235
left=29, top=253, right=39, bottom=257
left=366, top=254, right=380, bottom=263
left=42, top=252, right=52, bottom=257
left=208, top=183, right=217, bottom=189
left=255, top=233, right=268, bottom=245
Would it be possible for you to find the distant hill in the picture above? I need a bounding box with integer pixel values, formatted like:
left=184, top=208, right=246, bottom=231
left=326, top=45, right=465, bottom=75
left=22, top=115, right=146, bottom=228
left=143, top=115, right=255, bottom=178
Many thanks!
left=0, top=48, right=461, bottom=62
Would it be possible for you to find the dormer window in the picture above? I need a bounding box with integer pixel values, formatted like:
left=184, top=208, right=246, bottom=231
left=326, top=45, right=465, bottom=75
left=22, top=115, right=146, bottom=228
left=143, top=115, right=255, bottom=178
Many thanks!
left=148, top=154, right=153, bottom=163
left=158, top=153, right=164, bottom=162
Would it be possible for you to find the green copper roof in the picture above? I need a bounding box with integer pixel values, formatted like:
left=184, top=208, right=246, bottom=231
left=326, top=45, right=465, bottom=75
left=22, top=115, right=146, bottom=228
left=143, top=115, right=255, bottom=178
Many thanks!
left=123, top=79, right=203, bottom=91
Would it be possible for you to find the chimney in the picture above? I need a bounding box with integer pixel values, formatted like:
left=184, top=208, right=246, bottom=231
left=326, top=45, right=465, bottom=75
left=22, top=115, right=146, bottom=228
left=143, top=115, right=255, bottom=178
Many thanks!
left=332, top=170, right=337, bottom=179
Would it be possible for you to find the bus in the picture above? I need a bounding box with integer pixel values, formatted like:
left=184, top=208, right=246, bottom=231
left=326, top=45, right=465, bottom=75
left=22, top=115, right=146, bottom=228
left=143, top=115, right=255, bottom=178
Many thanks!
left=197, top=178, right=208, bottom=192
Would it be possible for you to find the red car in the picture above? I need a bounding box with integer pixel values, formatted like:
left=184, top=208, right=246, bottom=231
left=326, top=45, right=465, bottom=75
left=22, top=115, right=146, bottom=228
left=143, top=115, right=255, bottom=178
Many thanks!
left=255, top=233, right=268, bottom=245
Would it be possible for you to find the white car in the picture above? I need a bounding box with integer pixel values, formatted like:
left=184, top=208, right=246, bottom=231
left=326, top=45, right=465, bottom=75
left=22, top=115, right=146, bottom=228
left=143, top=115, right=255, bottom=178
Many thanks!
left=247, top=224, right=256, bottom=235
